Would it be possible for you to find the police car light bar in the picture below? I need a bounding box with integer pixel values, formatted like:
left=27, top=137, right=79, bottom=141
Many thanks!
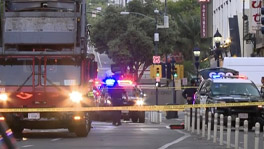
left=117, top=80, right=134, bottom=86
left=105, top=79, right=116, bottom=86
left=212, top=74, right=223, bottom=79
left=229, top=75, right=248, bottom=80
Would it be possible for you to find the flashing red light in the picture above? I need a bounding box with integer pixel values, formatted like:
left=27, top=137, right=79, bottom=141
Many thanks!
left=117, top=80, right=134, bottom=86
left=238, top=75, right=248, bottom=79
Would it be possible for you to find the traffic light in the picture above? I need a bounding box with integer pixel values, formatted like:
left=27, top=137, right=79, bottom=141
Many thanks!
left=155, top=65, right=161, bottom=77
left=261, top=7, right=264, bottom=34
left=149, top=65, right=162, bottom=79
left=175, top=64, right=184, bottom=79
left=171, top=64, right=177, bottom=79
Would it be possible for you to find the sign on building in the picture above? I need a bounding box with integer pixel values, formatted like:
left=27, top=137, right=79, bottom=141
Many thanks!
left=249, top=0, right=261, bottom=33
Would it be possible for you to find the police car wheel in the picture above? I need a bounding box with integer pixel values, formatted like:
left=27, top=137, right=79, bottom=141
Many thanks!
left=138, top=112, right=145, bottom=123
left=131, top=116, right=138, bottom=123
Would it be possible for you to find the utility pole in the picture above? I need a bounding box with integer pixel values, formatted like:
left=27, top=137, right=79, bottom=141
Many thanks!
left=154, top=8, right=159, bottom=105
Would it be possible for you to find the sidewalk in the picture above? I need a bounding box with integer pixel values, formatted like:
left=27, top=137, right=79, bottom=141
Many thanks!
left=161, top=111, right=226, bottom=149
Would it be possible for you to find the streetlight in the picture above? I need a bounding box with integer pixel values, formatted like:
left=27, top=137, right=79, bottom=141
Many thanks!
left=214, top=29, right=222, bottom=67
left=120, top=9, right=166, bottom=106
left=193, top=47, right=200, bottom=85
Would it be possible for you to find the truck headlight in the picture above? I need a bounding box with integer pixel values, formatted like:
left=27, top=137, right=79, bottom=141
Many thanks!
left=0, top=93, right=8, bottom=101
left=69, top=91, right=83, bottom=103
left=136, top=99, right=144, bottom=106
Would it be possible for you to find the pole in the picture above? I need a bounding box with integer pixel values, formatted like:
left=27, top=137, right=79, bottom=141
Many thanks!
left=242, top=0, right=245, bottom=57
left=196, top=66, right=199, bottom=85
left=173, top=69, right=176, bottom=104
left=154, top=10, right=159, bottom=105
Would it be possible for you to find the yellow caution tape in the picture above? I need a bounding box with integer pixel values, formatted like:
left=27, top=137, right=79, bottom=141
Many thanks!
left=0, top=102, right=264, bottom=112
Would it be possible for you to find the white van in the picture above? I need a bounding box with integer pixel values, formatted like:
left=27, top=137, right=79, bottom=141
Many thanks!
left=222, top=57, right=264, bottom=88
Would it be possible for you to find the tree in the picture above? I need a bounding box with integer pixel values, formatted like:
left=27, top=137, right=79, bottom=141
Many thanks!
left=90, top=1, right=177, bottom=82
left=167, top=0, right=211, bottom=79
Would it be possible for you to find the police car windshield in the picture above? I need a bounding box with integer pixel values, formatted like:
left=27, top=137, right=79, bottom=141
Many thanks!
left=211, top=83, right=260, bottom=97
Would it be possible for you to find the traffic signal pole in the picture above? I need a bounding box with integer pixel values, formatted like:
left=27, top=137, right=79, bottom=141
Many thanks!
left=172, top=73, right=176, bottom=104
left=154, top=9, right=159, bottom=105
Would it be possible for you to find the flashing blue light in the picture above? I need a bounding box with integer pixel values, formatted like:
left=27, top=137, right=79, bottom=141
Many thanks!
left=105, top=79, right=116, bottom=86
left=212, top=74, right=222, bottom=79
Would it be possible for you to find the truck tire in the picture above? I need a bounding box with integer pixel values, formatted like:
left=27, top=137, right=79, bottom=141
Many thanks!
left=138, top=112, right=145, bottom=123
left=74, top=114, right=91, bottom=137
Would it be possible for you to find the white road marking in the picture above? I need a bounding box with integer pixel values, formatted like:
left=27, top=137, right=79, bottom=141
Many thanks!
left=140, top=128, right=159, bottom=131
left=22, top=145, right=34, bottom=148
left=157, top=130, right=190, bottom=149
left=51, top=138, right=62, bottom=142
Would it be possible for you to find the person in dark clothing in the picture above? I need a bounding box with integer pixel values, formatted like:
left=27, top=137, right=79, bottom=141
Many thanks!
left=108, top=82, right=128, bottom=126
left=182, top=79, right=197, bottom=127
left=182, top=80, right=197, bottom=104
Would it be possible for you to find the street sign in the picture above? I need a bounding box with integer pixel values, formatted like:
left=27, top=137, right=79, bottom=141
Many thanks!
left=156, top=76, right=160, bottom=82
left=153, top=56, right=160, bottom=64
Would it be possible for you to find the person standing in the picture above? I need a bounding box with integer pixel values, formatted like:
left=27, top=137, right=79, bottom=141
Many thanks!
left=108, top=82, right=128, bottom=126
left=182, top=79, right=197, bottom=104
left=182, top=79, right=197, bottom=127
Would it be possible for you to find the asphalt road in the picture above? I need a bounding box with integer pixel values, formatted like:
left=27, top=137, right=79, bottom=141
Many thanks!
left=14, top=112, right=229, bottom=149
left=14, top=111, right=264, bottom=149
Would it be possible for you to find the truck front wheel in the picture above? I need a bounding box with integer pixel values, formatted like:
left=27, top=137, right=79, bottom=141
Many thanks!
left=74, top=113, right=91, bottom=137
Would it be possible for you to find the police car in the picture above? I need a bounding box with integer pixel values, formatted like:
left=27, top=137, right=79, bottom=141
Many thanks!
left=195, top=68, right=264, bottom=130
left=93, top=77, right=146, bottom=123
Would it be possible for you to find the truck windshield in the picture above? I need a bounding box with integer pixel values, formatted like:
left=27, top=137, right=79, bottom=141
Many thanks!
left=211, top=83, right=260, bottom=97
left=41, top=58, right=81, bottom=86
left=0, top=58, right=36, bottom=86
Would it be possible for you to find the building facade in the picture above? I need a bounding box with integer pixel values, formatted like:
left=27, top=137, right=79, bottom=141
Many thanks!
left=207, top=0, right=263, bottom=67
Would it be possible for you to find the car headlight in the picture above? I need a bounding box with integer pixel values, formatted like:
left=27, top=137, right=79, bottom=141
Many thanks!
left=106, top=99, right=111, bottom=105
left=69, top=91, right=83, bottom=103
left=0, top=93, right=8, bottom=101
left=136, top=99, right=144, bottom=106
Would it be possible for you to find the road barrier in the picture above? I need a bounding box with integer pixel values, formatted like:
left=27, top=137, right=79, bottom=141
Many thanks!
left=235, top=118, right=240, bottom=149
left=184, top=107, right=264, bottom=149
left=255, top=123, right=260, bottom=149
left=219, top=114, right=224, bottom=145
left=213, top=113, right=218, bottom=143
left=0, top=101, right=264, bottom=112
left=244, top=120, right=248, bottom=149
left=207, top=112, right=211, bottom=141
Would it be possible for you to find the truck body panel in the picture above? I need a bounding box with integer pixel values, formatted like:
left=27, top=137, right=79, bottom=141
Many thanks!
left=0, top=0, right=96, bottom=137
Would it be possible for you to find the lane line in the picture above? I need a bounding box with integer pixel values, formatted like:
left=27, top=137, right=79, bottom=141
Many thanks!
left=157, top=130, right=190, bottom=149
left=51, top=138, right=62, bottom=142
left=21, top=145, right=34, bottom=148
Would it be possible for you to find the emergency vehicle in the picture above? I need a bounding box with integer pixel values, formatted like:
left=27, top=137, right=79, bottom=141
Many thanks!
left=0, top=0, right=97, bottom=137
left=94, top=77, right=146, bottom=123
left=195, top=68, right=264, bottom=130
